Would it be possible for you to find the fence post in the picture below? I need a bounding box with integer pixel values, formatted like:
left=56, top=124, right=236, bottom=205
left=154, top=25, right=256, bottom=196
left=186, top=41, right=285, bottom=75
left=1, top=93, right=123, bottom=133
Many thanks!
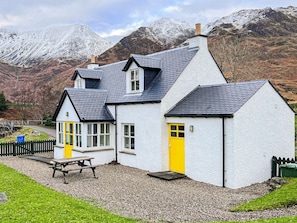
left=31, top=141, right=34, bottom=155
left=271, top=156, right=276, bottom=178
left=13, top=143, right=16, bottom=156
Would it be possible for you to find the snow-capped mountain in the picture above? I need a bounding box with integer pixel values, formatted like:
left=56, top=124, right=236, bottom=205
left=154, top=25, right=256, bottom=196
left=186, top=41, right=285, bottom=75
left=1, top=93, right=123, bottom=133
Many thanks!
left=148, top=18, right=194, bottom=45
left=203, top=6, right=297, bottom=35
left=98, top=18, right=195, bottom=64
left=0, top=24, right=114, bottom=66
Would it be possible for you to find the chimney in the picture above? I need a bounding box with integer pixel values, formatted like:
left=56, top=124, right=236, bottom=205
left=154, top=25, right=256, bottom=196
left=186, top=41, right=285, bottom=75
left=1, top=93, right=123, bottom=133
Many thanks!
left=188, top=23, right=208, bottom=50
left=91, top=55, right=96, bottom=64
left=195, top=23, right=201, bottom=36
left=88, top=55, right=99, bottom=69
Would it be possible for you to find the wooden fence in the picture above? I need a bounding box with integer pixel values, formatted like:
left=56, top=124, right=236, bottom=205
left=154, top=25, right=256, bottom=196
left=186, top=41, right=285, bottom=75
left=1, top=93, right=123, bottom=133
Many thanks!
left=0, top=140, right=56, bottom=156
left=271, top=156, right=296, bottom=177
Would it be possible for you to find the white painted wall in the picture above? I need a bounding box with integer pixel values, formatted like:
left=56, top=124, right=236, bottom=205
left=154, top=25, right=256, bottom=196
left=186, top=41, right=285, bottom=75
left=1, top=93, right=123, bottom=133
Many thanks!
left=228, top=82, right=295, bottom=188
left=161, top=36, right=226, bottom=115
left=72, top=149, right=114, bottom=165
left=166, top=117, right=224, bottom=186
left=116, top=103, right=163, bottom=172
left=55, top=96, right=80, bottom=123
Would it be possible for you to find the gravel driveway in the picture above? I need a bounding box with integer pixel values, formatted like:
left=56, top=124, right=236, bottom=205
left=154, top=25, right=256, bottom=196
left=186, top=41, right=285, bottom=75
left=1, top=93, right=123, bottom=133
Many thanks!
left=1, top=154, right=297, bottom=223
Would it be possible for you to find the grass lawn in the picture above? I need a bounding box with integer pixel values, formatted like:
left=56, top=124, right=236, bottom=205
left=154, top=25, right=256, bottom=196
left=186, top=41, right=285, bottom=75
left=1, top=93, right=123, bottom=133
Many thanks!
left=0, top=126, right=49, bottom=143
left=1, top=163, right=297, bottom=223
left=0, top=164, right=138, bottom=223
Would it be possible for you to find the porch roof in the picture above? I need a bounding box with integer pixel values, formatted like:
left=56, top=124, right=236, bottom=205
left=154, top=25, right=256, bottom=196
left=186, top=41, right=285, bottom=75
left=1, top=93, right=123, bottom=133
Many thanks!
left=165, top=80, right=267, bottom=117
left=53, top=88, right=114, bottom=122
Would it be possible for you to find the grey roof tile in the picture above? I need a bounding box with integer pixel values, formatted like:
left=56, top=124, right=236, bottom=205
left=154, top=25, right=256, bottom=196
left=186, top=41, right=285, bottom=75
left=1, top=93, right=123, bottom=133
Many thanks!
left=98, top=46, right=198, bottom=104
left=66, top=88, right=114, bottom=121
left=71, top=68, right=103, bottom=80
left=165, top=80, right=267, bottom=117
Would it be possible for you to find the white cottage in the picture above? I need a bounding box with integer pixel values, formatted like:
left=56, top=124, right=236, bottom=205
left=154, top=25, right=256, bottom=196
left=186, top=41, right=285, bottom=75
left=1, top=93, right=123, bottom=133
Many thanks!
left=53, top=24, right=295, bottom=188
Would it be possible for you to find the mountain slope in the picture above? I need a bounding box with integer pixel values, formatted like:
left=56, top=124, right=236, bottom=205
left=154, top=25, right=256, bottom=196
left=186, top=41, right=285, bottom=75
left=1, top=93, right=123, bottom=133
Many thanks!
left=97, top=18, right=194, bottom=64
left=204, top=6, right=297, bottom=36
left=0, top=24, right=114, bottom=66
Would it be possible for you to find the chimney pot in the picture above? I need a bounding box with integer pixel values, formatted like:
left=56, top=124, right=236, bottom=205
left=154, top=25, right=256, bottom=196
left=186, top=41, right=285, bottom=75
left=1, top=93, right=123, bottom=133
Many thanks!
left=195, top=23, right=201, bottom=36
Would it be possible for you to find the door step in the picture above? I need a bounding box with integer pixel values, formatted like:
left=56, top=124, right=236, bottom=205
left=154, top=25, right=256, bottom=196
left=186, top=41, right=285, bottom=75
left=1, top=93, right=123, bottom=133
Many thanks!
left=147, top=171, right=186, bottom=181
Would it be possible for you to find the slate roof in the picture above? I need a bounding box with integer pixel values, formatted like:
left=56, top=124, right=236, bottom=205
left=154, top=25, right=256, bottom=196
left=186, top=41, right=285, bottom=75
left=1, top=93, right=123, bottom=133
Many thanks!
left=122, top=54, right=162, bottom=71
left=53, top=88, right=114, bottom=122
left=71, top=68, right=103, bottom=80
left=54, top=45, right=198, bottom=121
left=99, top=46, right=198, bottom=104
left=165, top=80, right=267, bottom=117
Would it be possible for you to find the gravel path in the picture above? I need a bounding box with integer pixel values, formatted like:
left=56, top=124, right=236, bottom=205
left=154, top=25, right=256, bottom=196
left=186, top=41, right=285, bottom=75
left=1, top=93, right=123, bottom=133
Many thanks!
left=1, top=154, right=297, bottom=223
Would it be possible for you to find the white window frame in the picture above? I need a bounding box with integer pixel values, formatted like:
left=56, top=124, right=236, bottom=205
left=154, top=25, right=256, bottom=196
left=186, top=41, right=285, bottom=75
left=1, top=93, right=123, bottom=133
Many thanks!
left=123, top=124, right=135, bottom=150
left=75, top=123, right=82, bottom=148
left=87, top=123, right=98, bottom=148
left=126, top=65, right=144, bottom=94
left=130, top=69, right=140, bottom=92
left=57, top=122, right=64, bottom=145
left=100, top=123, right=110, bottom=147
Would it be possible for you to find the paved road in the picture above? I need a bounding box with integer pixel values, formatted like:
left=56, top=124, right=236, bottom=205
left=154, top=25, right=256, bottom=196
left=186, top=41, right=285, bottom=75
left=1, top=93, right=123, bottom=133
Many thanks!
left=26, top=125, right=56, bottom=138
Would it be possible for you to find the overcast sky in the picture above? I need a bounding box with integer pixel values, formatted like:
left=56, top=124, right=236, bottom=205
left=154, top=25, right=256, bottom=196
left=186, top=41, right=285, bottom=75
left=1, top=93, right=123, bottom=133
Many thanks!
left=0, top=0, right=295, bottom=42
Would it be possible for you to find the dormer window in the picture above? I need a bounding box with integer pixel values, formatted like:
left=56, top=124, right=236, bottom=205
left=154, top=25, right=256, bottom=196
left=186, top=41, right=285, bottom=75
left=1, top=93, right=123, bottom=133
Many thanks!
left=130, top=69, right=140, bottom=92
left=126, top=66, right=144, bottom=94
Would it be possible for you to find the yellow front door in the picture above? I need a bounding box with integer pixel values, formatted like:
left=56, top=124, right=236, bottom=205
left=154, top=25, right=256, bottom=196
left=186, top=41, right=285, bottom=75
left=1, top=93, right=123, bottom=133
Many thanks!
left=168, top=123, right=185, bottom=173
left=64, top=122, right=74, bottom=158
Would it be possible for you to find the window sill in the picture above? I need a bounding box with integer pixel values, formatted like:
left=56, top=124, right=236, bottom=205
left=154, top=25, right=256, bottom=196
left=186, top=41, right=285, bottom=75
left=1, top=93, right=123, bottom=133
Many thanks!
left=119, top=150, right=136, bottom=155
left=73, top=147, right=114, bottom=153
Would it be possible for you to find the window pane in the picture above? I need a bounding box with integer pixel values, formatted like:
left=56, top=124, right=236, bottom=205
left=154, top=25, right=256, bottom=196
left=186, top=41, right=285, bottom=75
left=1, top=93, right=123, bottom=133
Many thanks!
left=87, top=124, right=92, bottom=134
left=93, top=124, right=97, bottom=134
left=171, top=132, right=177, bottom=137
left=131, top=70, right=134, bottom=80
left=100, top=135, right=104, bottom=146
left=100, top=123, right=104, bottom=134
left=106, top=135, right=110, bottom=146
left=69, top=135, right=73, bottom=145
left=178, top=125, right=184, bottom=131
left=93, top=136, right=98, bottom=147
left=69, top=124, right=73, bottom=134
left=124, top=125, right=129, bottom=136
left=135, top=70, right=139, bottom=80
left=106, top=124, right=110, bottom=133
left=131, top=138, right=135, bottom=150
left=87, top=136, right=91, bottom=147
left=131, top=82, right=135, bottom=91
left=124, top=137, right=130, bottom=148
left=171, top=125, right=177, bottom=130
left=136, top=80, right=139, bottom=90
left=178, top=132, right=184, bottom=138
left=130, top=125, right=134, bottom=136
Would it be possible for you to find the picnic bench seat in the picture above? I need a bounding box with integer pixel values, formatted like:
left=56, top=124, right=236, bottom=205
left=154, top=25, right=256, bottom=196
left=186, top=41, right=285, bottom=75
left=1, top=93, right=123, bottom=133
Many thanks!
left=50, top=156, right=99, bottom=184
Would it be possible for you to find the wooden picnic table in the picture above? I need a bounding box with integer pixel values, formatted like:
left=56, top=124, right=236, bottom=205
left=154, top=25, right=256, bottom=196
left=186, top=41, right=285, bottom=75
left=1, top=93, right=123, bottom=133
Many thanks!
left=50, top=156, right=98, bottom=184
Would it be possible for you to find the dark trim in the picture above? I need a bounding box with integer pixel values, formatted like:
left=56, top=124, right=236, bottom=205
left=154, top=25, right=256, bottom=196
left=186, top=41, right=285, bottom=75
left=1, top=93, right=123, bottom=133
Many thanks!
left=115, top=105, right=118, bottom=163
left=267, top=80, right=296, bottom=114
left=164, top=114, right=233, bottom=118
left=79, top=119, right=115, bottom=122
left=52, top=90, right=68, bottom=121
left=106, top=100, right=161, bottom=106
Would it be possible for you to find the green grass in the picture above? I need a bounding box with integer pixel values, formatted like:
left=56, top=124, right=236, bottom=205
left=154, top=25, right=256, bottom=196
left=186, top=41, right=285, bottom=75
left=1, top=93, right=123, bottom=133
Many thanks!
left=0, top=164, right=138, bottom=223
left=1, top=163, right=297, bottom=223
left=232, top=178, right=297, bottom=212
left=0, top=126, right=49, bottom=143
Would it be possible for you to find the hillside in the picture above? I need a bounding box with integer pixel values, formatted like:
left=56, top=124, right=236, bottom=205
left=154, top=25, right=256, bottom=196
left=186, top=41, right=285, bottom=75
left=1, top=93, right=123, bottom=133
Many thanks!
left=97, top=18, right=194, bottom=64
left=0, top=6, right=296, bottom=120
left=0, top=24, right=113, bottom=66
